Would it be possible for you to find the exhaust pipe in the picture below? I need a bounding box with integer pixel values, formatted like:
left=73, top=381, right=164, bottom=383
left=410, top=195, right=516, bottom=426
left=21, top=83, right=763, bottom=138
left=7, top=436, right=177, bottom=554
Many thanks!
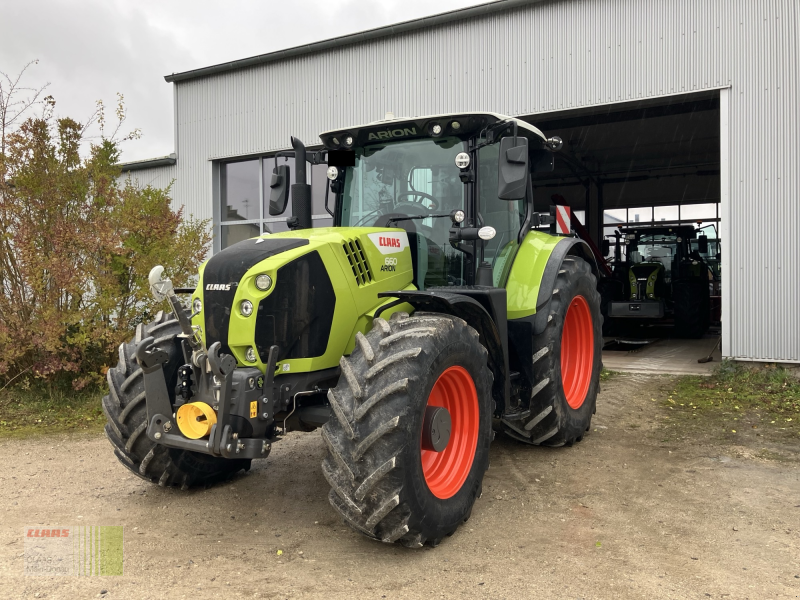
left=290, top=136, right=312, bottom=230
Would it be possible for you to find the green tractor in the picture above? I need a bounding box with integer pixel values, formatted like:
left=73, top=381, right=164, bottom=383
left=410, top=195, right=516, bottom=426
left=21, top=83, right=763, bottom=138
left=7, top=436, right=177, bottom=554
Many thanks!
left=103, top=113, right=603, bottom=548
left=602, top=225, right=712, bottom=338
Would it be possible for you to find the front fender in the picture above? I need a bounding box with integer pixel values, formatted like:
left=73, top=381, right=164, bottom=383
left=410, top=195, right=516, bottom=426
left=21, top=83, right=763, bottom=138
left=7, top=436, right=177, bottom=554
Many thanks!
left=376, top=288, right=509, bottom=415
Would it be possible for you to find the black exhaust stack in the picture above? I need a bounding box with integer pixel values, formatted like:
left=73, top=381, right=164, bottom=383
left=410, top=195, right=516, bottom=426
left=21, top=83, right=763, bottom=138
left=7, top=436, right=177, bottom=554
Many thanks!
left=289, top=137, right=312, bottom=230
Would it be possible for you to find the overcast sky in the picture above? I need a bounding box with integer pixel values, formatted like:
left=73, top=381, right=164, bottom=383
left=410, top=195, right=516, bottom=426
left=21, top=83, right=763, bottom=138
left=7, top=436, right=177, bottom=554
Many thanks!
left=1, top=0, right=485, bottom=161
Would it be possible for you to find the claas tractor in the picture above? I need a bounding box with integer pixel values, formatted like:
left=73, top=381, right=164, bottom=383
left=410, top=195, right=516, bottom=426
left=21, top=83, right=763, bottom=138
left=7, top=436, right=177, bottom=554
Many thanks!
left=602, top=225, right=712, bottom=338
left=103, top=113, right=603, bottom=548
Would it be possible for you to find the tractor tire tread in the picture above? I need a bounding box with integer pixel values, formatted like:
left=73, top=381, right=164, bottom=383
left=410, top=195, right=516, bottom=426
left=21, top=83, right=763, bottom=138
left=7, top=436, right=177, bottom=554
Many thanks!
left=322, top=313, right=492, bottom=548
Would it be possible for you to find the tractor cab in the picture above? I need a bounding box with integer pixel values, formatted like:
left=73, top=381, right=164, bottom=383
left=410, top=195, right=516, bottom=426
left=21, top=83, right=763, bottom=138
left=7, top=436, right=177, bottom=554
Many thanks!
left=319, top=113, right=560, bottom=289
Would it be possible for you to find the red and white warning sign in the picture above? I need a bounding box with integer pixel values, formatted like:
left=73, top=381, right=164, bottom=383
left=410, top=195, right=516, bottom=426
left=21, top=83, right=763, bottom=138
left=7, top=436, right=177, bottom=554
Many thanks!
left=555, top=205, right=571, bottom=235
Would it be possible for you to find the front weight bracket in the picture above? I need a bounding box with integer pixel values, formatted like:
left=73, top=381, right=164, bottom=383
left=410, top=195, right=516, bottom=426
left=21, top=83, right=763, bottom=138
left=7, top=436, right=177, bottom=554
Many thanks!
left=135, top=336, right=175, bottom=425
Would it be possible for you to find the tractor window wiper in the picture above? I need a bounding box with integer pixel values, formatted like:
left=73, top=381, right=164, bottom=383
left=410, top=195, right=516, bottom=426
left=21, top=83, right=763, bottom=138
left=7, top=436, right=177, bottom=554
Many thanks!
left=385, top=213, right=452, bottom=226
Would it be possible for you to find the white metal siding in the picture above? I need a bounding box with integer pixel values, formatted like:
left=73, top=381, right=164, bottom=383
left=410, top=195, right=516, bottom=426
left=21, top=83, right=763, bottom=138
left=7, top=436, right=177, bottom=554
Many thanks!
left=119, top=164, right=178, bottom=200
left=167, top=0, right=799, bottom=362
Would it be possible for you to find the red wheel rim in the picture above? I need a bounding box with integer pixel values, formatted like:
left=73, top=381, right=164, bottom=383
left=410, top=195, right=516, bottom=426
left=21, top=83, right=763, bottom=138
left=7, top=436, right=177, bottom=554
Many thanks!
left=561, top=295, right=594, bottom=409
left=421, top=366, right=479, bottom=500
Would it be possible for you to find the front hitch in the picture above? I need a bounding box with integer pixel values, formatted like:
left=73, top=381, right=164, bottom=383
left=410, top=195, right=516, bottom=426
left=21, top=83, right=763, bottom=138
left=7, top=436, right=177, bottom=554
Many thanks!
left=139, top=266, right=279, bottom=460
left=140, top=339, right=275, bottom=459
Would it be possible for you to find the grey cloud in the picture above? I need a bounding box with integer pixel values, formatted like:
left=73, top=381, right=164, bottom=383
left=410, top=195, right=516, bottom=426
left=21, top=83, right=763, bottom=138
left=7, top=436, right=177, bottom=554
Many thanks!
left=1, top=0, right=483, bottom=161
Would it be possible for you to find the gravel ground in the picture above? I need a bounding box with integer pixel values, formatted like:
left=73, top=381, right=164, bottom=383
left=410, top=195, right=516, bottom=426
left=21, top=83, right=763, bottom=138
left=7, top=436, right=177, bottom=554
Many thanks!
left=1, top=373, right=798, bottom=599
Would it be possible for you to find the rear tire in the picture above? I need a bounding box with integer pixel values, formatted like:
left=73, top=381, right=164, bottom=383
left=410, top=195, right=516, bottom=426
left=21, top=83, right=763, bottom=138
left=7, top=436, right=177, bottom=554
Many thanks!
left=502, top=256, right=602, bottom=446
left=321, top=312, right=493, bottom=548
left=103, top=311, right=250, bottom=488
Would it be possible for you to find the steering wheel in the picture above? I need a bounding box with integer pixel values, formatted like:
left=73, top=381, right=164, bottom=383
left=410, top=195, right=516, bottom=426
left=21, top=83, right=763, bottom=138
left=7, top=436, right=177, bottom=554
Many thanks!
left=396, top=191, right=440, bottom=211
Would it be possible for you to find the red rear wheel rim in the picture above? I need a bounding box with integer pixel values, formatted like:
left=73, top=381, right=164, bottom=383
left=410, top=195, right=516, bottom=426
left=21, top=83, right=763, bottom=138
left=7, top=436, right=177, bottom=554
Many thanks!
left=561, top=295, right=594, bottom=409
left=421, top=366, right=479, bottom=500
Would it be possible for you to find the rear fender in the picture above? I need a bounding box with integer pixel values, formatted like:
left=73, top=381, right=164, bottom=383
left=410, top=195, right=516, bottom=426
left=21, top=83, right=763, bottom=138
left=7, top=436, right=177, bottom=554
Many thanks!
left=506, top=231, right=599, bottom=335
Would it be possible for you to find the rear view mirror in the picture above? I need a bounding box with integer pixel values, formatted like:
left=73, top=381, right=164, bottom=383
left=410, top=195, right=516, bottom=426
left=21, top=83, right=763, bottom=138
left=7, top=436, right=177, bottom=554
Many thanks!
left=601, top=239, right=611, bottom=256
left=497, top=136, right=528, bottom=200
left=697, top=235, right=709, bottom=254
left=268, top=165, right=290, bottom=216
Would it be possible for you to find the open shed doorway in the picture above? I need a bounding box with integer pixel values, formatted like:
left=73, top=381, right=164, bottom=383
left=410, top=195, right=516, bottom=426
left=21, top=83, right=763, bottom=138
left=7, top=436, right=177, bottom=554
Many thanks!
left=522, top=91, right=723, bottom=359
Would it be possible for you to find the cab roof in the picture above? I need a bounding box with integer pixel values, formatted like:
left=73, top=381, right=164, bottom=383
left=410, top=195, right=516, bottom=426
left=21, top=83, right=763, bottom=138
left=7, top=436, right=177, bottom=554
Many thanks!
left=319, top=112, right=546, bottom=150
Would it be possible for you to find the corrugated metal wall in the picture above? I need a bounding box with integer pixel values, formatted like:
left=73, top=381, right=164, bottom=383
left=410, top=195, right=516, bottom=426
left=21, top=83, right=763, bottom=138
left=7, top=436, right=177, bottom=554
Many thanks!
left=165, top=0, right=798, bottom=362
left=119, top=165, right=178, bottom=197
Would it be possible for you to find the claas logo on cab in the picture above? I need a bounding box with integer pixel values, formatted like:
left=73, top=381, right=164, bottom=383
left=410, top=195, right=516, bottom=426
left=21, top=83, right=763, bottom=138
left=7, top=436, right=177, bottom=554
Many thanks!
left=378, top=236, right=401, bottom=248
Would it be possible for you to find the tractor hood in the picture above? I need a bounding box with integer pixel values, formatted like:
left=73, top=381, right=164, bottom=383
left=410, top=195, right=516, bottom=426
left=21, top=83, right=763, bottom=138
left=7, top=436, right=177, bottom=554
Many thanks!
left=193, top=228, right=414, bottom=374
left=200, top=236, right=311, bottom=360
left=202, top=237, right=310, bottom=293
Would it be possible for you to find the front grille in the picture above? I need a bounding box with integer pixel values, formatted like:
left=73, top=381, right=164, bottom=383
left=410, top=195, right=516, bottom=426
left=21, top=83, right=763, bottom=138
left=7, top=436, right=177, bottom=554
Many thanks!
left=342, top=239, right=373, bottom=286
left=202, top=236, right=309, bottom=355
left=254, top=251, right=336, bottom=363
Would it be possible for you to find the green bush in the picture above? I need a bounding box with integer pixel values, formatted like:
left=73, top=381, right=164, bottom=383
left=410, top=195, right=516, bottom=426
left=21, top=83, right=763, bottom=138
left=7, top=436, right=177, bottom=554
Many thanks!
left=0, top=79, right=209, bottom=389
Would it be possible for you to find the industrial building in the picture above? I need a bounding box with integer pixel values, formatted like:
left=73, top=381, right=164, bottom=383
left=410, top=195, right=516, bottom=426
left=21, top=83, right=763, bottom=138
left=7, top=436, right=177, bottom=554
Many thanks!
left=119, top=0, right=799, bottom=363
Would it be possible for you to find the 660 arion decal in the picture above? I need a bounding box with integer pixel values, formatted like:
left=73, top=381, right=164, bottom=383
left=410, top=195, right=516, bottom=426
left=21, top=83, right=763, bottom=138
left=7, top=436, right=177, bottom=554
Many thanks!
left=367, top=231, right=409, bottom=255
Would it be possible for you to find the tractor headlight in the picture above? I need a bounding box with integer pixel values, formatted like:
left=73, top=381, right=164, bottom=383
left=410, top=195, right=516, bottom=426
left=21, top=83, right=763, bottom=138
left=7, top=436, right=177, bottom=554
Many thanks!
left=344, top=135, right=354, bottom=147
left=454, top=152, right=470, bottom=169
left=192, top=298, right=202, bottom=314
left=245, top=347, right=257, bottom=363
left=451, top=121, right=461, bottom=130
left=326, top=166, right=339, bottom=180
left=255, top=274, right=272, bottom=291
left=450, top=209, right=466, bottom=224
left=431, top=123, right=443, bottom=136
left=240, top=300, right=254, bottom=317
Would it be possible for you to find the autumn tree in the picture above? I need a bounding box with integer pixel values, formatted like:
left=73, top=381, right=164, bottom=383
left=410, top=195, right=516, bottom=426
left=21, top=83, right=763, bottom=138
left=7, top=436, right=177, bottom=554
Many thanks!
left=0, top=62, right=210, bottom=389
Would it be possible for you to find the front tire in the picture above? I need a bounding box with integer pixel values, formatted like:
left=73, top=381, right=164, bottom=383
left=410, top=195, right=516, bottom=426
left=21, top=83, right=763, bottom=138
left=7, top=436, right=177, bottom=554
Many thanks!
left=103, top=311, right=250, bottom=488
left=321, top=312, right=493, bottom=548
left=502, top=256, right=602, bottom=446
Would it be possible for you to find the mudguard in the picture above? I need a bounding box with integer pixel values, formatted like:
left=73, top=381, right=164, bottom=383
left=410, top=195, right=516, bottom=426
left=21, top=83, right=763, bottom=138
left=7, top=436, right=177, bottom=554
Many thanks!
left=376, top=288, right=509, bottom=414
left=506, top=231, right=599, bottom=334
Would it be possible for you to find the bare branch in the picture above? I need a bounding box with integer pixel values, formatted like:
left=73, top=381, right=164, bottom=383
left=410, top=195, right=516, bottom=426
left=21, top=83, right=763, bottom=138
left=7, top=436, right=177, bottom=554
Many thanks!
left=0, top=60, right=50, bottom=156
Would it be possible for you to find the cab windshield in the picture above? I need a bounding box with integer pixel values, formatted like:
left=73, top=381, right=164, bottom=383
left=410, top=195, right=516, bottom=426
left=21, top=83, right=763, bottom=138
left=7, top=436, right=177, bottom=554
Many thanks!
left=339, top=137, right=525, bottom=288
left=629, top=234, right=678, bottom=278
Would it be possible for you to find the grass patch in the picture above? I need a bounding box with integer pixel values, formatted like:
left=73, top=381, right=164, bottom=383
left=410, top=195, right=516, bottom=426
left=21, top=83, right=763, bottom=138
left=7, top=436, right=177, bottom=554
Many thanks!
left=0, top=384, right=104, bottom=438
left=660, top=361, right=800, bottom=443
left=672, top=361, right=800, bottom=418
left=600, top=368, right=617, bottom=382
